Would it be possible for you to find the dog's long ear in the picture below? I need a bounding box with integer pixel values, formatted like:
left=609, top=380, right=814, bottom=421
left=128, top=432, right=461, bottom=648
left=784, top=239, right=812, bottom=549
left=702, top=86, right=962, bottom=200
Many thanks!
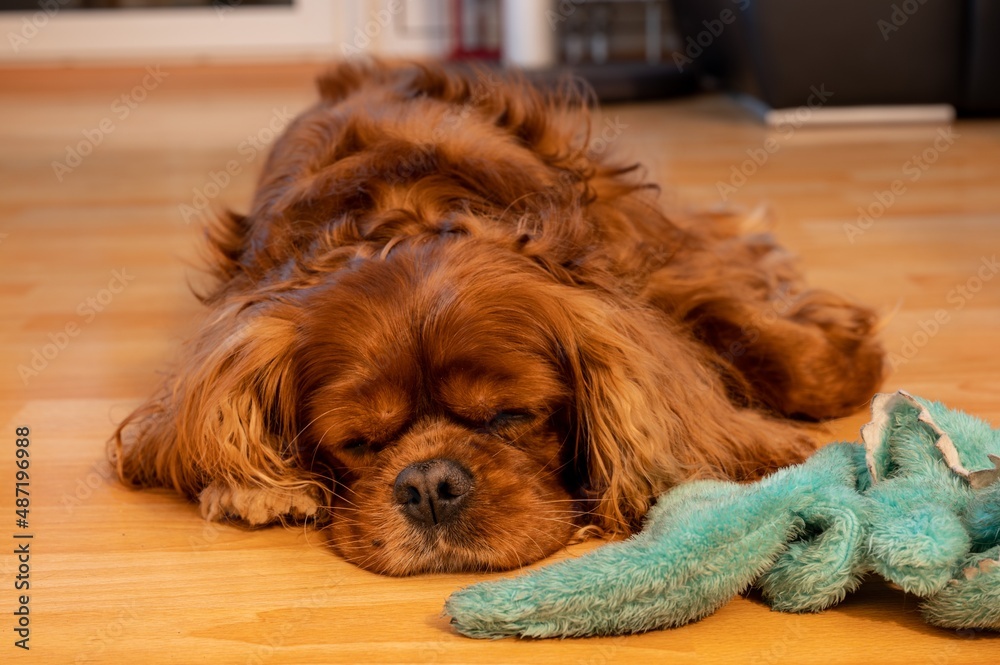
left=109, top=301, right=312, bottom=501
left=551, top=288, right=815, bottom=534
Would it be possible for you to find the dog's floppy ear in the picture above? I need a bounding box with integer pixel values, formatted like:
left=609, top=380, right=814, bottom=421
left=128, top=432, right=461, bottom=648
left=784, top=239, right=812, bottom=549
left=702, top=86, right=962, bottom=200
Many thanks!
left=110, top=300, right=314, bottom=504
left=552, top=288, right=815, bottom=534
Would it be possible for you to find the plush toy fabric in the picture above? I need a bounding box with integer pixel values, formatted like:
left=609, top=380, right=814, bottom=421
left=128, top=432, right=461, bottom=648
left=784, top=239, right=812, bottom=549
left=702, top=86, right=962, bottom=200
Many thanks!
left=445, top=391, right=1000, bottom=638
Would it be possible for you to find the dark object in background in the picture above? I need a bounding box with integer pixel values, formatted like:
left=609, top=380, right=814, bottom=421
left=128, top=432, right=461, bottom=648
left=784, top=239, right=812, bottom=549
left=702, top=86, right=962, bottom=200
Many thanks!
left=526, top=62, right=699, bottom=103
left=525, top=0, right=699, bottom=102
left=965, top=0, right=1000, bottom=113
left=670, top=0, right=1000, bottom=115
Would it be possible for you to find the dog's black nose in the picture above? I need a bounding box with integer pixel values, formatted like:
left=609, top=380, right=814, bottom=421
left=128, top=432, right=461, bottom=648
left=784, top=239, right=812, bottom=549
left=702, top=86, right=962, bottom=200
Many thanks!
left=393, top=459, right=473, bottom=527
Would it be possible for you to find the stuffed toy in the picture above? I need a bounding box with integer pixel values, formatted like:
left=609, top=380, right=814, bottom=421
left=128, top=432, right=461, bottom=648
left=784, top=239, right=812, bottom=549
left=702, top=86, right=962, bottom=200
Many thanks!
left=445, top=391, right=1000, bottom=638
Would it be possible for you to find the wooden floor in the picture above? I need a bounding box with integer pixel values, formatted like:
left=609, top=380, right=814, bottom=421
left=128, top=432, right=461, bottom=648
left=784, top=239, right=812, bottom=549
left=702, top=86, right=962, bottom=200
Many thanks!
left=2, top=63, right=998, bottom=664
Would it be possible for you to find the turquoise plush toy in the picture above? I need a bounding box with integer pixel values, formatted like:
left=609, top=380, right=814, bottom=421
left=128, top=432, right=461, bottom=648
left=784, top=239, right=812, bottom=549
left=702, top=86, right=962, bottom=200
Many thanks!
left=445, top=391, right=1000, bottom=638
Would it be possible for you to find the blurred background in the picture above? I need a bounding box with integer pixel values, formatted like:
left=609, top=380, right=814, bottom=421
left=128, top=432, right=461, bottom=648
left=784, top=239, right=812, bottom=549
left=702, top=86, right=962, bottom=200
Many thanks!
left=2, top=0, right=997, bottom=115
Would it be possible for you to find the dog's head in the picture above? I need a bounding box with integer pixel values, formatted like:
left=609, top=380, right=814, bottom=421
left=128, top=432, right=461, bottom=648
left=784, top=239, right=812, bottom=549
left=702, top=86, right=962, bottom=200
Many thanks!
left=294, top=240, right=581, bottom=573
left=256, top=236, right=704, bottom=575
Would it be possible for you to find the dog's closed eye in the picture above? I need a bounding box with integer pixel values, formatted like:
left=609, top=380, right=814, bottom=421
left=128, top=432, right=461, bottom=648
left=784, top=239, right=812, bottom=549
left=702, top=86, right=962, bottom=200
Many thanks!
left=482, top=410, right=535, bottom=437
left=343, top=437, right=369, bottom=452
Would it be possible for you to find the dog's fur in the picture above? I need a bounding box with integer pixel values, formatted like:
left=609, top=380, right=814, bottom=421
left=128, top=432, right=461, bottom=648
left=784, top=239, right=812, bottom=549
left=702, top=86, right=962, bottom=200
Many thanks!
left=110, top=61, right=884, bottom=575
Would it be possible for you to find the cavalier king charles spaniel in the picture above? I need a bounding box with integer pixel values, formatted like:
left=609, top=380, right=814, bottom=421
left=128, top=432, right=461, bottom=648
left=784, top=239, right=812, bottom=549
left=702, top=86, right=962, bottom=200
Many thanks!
left=111, top=61, right=884, bottom=575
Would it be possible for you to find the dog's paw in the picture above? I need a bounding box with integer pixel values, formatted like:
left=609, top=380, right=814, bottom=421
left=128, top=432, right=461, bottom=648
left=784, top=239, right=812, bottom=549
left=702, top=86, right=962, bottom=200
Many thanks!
left=198, top=482, right=327, bottom=526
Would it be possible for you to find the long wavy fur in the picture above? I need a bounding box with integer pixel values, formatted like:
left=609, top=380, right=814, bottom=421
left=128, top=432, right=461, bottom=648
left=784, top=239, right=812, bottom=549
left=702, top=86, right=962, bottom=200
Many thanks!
left=109, top=59, right=884, bottom=564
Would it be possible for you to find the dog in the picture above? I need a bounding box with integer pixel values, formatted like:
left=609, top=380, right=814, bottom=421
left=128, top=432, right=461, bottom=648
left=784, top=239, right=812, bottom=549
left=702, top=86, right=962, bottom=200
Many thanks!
left=110, top=60, right=884, bottom=576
